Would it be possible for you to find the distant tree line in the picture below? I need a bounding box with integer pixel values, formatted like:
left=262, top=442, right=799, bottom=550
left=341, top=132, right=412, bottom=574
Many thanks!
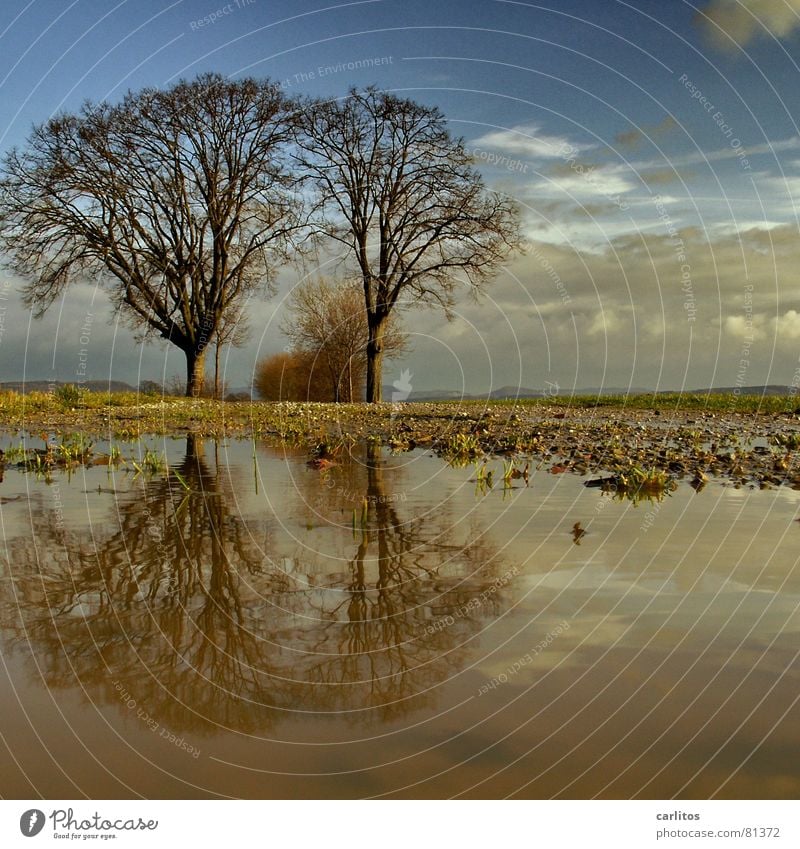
left=0, top=73, right=521, bottom=401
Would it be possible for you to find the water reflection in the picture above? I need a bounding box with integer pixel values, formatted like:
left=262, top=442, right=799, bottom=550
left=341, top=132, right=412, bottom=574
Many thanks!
left=1, top=438, right=516, bottom=734
left=4, top=435, right=798, bottom=798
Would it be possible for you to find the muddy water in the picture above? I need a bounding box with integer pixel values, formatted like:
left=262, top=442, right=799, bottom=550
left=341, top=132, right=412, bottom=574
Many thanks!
left=0, top=434, right=798, bottom=798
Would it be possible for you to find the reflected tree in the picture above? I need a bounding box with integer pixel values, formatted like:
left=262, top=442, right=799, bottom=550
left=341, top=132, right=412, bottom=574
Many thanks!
left=0, top=439, right=517, bottom=732
left=303, top=443, right=514, bottom=720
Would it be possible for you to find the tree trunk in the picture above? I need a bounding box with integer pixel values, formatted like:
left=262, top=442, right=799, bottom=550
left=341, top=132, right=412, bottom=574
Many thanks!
left=366, top=316, right=387, bottom=403
left=214, top=341, right=221, bottom=400
left=348, top=358, right=353, bottom=404
left=185, top=349, right=206, bottom=398
left=366, top=441, right=390, bottom=591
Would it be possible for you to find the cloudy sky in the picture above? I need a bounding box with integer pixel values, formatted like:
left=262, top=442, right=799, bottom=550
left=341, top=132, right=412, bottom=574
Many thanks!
left=1, top=0, right=800, bottom=394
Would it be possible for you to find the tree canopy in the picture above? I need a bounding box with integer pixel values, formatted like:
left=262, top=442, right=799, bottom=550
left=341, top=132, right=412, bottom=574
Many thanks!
left=0, top=72, right=301, bottom=395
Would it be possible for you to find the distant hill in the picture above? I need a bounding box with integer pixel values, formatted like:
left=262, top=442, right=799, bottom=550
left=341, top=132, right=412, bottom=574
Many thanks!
left=687, top=384, right=793, bottom=396
left=384, top=384, right=652, bottom=401
left=0, top=380, right=137, bottom=394
left=227, top=386, right=256, bottom=398
left=383, top=384, right=795, bottom=402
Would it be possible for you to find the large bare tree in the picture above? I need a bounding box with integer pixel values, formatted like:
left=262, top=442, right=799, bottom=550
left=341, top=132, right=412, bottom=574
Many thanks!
left=0, top=73, right=300, bottom=396
left=282, top=277, right=407, bottom=402
left=295, top=87, right=522, bottom=402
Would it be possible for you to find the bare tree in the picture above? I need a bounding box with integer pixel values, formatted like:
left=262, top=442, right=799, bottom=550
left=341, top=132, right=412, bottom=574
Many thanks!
left=0, top=73, right=301, bottom=396
left=294, top=87, right=522, bottom=402
left=282, top=277, right=407, bottom=402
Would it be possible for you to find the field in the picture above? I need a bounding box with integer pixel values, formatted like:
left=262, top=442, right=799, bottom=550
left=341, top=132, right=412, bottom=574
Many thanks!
left=0, top=387, right=798, bottom=434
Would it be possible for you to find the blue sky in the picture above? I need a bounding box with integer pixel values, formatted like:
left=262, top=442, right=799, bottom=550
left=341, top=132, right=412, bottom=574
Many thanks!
left=1, top=0, right=800, bottom=394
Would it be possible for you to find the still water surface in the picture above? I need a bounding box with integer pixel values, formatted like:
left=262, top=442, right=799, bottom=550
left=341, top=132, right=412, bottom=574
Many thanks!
left=1, top=435, right=798, bottom=798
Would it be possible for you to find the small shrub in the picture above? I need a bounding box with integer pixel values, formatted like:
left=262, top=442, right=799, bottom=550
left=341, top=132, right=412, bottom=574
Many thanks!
left=54, top=383, right=85, bottom=407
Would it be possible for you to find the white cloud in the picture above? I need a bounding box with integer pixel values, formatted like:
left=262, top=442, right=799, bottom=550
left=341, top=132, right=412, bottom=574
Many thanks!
left=722, top=309, right=800, bottom=345
left=698, top=0, right=800, bottom=48
left=724, top=314, right=765, bottom=340
left=586, top=309, right=628, bottom=337
left=470, top=124, right=593, bottom=161
left=773, top=309, right=800, bottom=339
left=710, top=219, right=786, bottom=235
left=535, top=166, right=636, bottom=199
